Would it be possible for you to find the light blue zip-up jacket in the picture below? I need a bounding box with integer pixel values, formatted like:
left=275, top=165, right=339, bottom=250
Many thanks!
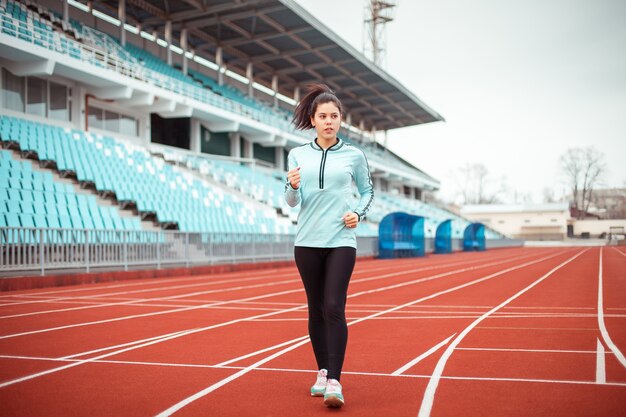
left=284, top=138, right=374, bottom=248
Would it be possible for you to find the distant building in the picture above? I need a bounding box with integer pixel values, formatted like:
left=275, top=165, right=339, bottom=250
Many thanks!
left=460, top=203, right=570, bottom=241
left=589, top=188, right=626, bottom=219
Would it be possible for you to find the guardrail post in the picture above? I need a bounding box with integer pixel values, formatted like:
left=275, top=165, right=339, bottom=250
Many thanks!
left=185, top=232, right=190, bottom=268
left=156, top=232, right=161, bottom=270
left=208, top=233, right=214, bottom=265
left=39, top=229, right=44, bottom=276
left=123, top=231, right=128, bottom=271
left=85, top=229, right=90, bottom=273
left=231, top=235, right=235, bottom=264
left=252, top=234, right=256, bottom=264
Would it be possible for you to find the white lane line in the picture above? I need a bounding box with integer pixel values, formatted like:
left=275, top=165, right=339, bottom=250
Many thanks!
left=214, top=335, right=310, bottom=367
left=154, top=338, right=311, bottom=417
left=417, top=249, right=587, bottom=417
left=0, top=272, right=302, bottom=316
left=0, top=300, right=310, bottom=389
left=596, top=338, right=606, bottom=384
left=500, top=306, right=595, bottom=310
left=0, top=268, right=292, bottom=307
left=0, top=256, right=426, bottom=307
left=613, top=247, right=626, bottom=257
left=3, top=355, right=626, bottom=388
left=16, top=249, right=543, bottom=312
left=0, top=275, right=302, bottom=320
left=0, top=248, right=546, bottom=339
left=208, top=253, right=565, bottom=368
left=392, top=334, right=456, bottom=376
left=476, top=326, right=596, bottom=331
left=458, top=347, right=607, bottom=354
left=597, top=248, right=626, bottom=369
left=0, top=288, right=302, bottom=340
left=0, top=327, right=202, bottom=389
left=248, top=313, right=625, bottom=322
left=0, top=249, right=565, bottom=389
left=3, top=267, right=286, bottom=297
left=152, top=250, right=571, bottom=415
left=61, top=329, right=200, bottom=360
left=237, top=251, right=570, bottom=368
left=0, top=249, right=532, bottom=312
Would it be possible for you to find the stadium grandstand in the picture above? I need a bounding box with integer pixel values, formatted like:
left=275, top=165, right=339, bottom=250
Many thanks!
left=0, top=0, right=517, bottom=279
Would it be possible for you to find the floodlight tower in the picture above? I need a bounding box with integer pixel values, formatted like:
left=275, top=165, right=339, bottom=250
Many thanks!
left=363, top=0, right=397, bottom=68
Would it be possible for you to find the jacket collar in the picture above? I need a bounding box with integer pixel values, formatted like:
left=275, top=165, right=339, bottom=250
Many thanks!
left=310, top=138, right=344, bottom=152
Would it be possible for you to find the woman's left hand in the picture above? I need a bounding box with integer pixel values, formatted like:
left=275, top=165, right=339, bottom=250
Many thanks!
left=342, top=212, right=359, bottom=229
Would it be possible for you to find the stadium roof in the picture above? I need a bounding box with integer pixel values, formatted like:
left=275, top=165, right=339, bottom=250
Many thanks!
left=87, top=0, right=444, bottom=131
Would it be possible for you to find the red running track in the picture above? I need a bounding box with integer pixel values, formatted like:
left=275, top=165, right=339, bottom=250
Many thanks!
left=0, top=246, right=624, bottom=416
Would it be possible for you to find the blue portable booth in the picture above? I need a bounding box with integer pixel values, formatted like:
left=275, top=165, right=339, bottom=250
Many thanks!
left=378, top=212, right=425, bottom=259
left=434, top=219, right=453, bottom=254
left=463, top=222, right=486, bottom=251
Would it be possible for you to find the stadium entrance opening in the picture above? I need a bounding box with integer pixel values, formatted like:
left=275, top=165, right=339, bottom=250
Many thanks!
left=151, top=114, right=190, bottom=150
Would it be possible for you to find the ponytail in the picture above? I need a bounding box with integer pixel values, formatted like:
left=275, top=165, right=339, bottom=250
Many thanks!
left=292, top=83, right=344, bottom=130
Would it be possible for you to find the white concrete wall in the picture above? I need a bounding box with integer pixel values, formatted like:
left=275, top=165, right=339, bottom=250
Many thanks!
left=572, top=219, right=626, bottom=237
left=462, top=210, right=569, bottom=239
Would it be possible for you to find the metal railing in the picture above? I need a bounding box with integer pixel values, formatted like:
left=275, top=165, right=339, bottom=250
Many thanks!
left=0, top=11, right=440, bottom=190
left=0, top=11, right=297, bottom=134
left=0, top=227, right=380, bottom=276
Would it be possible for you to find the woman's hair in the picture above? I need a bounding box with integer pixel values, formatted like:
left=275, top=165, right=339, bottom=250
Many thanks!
left=292, top=83, right=343, bottom=130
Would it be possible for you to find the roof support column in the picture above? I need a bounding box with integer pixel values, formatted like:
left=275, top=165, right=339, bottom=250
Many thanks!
left=190, top=118, right=201, bottom=153
left=165, top=20, right=172, bottom=66
left=272, top=74, right=278, bottom=108
left=229, top=132, right=241, bottom=158
left=294, top=86, right=300, bottom=104
left=345, top=113, right=352, bottom=140
left=246, top=62, right=254, bottom=98
left=216, top=47, right=224, bottom=86
left=118, top=0, right=126, bottom=47
left=275, top=146, right=285, bottom=171
left=62, top=0, right=69, bottom=23
left=359, top=120, right=365, bottom=142
left=242, top=137, right=253, bottom=159
left=180, top=28, right=188, bottom=75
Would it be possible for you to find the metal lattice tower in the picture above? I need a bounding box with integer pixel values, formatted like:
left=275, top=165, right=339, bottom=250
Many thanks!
left=363, top=0, right=397, bottom=68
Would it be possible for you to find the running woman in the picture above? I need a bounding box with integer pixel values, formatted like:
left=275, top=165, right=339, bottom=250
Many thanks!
left=284, top=83, right=374, bottom=408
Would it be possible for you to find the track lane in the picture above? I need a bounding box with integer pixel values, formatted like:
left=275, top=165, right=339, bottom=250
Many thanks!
left=267, top=249, right=576, bottom=375
left=149, top=249, right=574, bottom=415
left=0, top=247, right=531, bottom=315
left=414, top=247, right=626, bottom=417
left=0, top=248, right=547, bottom=351
left=113, top=249, right=567, bottom=371
left=416, top=249, right=589, bottom=417
left=602, top=248, right=626, bottom=371
left=0, top=247, right=596, bottom=416
left=0, top=249, right=560, bottom=408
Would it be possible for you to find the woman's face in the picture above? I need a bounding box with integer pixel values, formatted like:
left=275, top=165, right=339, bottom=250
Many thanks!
left=311, top=101, right=341, bottom=141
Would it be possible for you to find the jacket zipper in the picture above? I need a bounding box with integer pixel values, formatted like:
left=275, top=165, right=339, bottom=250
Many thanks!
left=319, top=149, right=328, bottom=189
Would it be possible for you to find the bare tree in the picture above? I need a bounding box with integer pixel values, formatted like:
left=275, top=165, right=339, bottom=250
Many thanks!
left=542, top=187, right=557, bottom=203
left=559, top=147, right=605, bottom=219
left=454, top=163, right=506, bottom=205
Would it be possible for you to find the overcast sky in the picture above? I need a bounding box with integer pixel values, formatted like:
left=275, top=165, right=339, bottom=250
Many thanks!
left=294, top=0, right=626, bottom=204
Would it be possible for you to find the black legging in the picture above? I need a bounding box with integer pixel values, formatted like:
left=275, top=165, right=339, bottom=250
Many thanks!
left=294, top=246, right=357, bottom=381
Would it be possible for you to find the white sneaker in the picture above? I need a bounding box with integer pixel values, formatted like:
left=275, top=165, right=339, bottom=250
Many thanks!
left=323, top=378, right=344, bottom=408
left=310, top=369, right=328, bottom=397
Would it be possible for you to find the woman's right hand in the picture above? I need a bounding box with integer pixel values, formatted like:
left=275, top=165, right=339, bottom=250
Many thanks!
left=287, top=167, right=301, bottom=189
